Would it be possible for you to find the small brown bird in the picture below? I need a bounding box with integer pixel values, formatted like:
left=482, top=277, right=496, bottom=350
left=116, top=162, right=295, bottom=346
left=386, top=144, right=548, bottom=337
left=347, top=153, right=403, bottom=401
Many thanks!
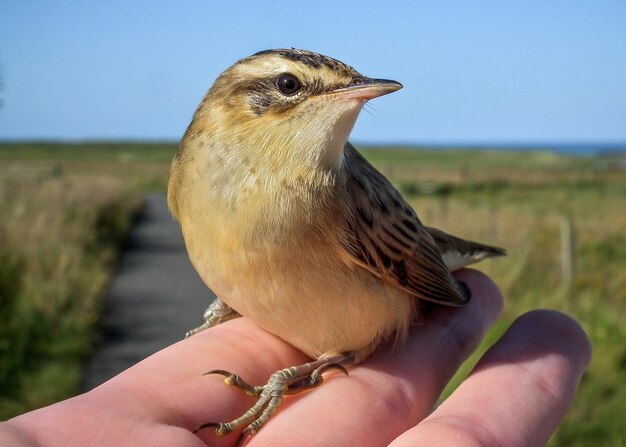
left=168, top=48, right=504, bottom=444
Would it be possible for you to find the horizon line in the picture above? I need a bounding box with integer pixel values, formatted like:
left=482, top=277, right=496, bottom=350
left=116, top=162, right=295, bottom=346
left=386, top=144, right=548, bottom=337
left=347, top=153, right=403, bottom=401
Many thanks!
left=1, top=138, right=626, bottom=148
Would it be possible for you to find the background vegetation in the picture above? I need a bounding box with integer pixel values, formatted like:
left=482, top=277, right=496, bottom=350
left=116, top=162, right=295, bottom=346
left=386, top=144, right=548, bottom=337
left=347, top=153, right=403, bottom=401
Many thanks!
left=1, top=142, right=625, bottom=445
left=0, top=148, right=143, bottom=418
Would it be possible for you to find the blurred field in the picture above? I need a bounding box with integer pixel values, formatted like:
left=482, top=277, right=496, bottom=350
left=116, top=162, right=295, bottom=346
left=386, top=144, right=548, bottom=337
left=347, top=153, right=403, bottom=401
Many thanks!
left=363, top=145, right=626, bottom=446
left=0, top=150, right=143, bottom=418
left=1, top=141, right=625, bottom=445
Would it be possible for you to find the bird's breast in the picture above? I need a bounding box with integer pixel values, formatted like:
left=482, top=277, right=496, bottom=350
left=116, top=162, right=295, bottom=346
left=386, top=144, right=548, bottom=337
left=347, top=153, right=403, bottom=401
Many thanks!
left=178, top=180, right=415, bottom=360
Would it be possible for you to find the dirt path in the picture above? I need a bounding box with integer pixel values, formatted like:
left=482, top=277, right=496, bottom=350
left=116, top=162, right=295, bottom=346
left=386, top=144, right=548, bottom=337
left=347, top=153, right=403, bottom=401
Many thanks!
left=82, top=193, right=214, bottom=391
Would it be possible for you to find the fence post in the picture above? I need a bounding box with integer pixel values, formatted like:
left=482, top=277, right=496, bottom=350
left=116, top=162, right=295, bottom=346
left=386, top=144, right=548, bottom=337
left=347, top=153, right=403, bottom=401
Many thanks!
left=459, top=162, right=469, bottom=184
left=488, top=206, right=498, bottom=239
left=438, top=195, right=448, bottom=226
left=560, top=216, right=575, bottom=286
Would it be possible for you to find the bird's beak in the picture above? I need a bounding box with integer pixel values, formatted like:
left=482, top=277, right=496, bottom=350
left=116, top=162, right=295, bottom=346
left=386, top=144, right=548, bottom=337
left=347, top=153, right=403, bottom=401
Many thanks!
left=328, top=78, right=403, bottom=101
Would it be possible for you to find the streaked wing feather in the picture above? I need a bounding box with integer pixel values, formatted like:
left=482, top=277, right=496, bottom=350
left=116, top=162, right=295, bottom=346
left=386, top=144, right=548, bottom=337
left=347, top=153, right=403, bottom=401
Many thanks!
left=340, top=144, right=469, bottom=306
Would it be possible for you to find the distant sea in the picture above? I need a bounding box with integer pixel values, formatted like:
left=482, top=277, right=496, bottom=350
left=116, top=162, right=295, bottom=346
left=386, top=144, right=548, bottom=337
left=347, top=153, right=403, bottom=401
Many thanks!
left=365, top=142, right=626, bottom=156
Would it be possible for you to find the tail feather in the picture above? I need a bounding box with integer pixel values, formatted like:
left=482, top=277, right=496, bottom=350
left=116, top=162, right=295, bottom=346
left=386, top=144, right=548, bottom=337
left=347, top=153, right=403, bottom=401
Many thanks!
left=426, top=226, right=506, bottom=271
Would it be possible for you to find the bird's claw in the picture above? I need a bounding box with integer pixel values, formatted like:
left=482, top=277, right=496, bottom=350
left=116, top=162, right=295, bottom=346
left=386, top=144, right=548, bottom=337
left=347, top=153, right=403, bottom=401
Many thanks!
left=203, top=369, right=233, bottom=377
left=194, top=353, right=354, bottom=443
left=317, top=362, right=349, bottom=376
left=193, top=421, right=232, bottom=436
left=204, top=369, right=262, bottom=396
left=237, top=426, right=255, bottom=447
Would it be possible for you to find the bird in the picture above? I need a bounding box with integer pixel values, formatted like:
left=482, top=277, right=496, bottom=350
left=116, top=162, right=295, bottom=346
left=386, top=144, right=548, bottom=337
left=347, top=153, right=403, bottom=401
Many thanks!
left=167, top=48, right=505, bottom=445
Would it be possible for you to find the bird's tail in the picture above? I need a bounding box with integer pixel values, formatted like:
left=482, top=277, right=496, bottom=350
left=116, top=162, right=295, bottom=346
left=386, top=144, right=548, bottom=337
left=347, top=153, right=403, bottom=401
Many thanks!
left=426, top=226, right=506, bottom=271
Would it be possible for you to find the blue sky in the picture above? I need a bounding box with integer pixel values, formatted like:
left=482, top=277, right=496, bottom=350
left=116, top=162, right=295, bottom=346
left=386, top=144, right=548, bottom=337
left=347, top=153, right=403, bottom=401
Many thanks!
left=1, top=1, right=625, bottom=144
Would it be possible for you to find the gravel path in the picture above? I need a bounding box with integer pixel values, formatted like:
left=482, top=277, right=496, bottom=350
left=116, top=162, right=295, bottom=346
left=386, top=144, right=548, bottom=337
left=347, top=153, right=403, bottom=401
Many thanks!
left=82, top=193, right=214, bottom=391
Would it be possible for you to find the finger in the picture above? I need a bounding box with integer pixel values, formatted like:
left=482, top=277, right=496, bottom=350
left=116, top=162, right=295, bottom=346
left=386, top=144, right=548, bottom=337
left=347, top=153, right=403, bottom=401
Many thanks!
left=250, top=269, right=504, bottom=447
left=5, top=317, right=301, bottom=447
left=87, top=318, right=310, bottom=446
left=389, top=310, right=592, bottom=447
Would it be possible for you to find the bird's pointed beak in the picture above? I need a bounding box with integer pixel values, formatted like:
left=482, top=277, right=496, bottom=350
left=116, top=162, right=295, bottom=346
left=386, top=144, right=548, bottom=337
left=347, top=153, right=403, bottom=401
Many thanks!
left=329, top=78, right=403, bottom=101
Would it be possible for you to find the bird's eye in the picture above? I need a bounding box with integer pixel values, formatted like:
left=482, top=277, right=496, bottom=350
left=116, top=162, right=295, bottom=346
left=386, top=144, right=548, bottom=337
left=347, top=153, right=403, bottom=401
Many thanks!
left=276, top=73, right=301, bottom=95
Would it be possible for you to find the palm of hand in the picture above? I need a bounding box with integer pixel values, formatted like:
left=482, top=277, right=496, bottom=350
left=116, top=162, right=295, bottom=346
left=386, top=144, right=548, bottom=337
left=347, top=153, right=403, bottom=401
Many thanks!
left=2, top=270, right=590, bottom=447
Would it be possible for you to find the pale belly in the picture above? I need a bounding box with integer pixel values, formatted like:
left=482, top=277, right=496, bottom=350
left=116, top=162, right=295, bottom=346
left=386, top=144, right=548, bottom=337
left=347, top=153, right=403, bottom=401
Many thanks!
left=184, top=223, right=415, bottom=360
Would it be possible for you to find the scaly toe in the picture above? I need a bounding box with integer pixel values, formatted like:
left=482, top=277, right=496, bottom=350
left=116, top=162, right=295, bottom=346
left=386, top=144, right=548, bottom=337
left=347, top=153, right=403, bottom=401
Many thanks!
left=195, top=354, right=355, bottom=442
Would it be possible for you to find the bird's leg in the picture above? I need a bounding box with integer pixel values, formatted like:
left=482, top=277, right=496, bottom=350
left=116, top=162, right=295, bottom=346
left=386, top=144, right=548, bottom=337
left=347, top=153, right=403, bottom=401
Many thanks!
left=185, top=298, right=240, bottom=338
left=195, top=352, right=356, bottom=446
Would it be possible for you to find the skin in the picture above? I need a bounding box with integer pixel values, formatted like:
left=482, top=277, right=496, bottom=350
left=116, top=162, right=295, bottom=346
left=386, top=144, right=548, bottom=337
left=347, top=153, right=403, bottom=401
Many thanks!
left=0, top=270, right=591, bottom=447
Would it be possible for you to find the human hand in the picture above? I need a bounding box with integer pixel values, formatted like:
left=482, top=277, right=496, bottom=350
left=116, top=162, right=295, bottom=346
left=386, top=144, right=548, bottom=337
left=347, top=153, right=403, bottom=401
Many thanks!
left=0, top=269, right=591, bottom=447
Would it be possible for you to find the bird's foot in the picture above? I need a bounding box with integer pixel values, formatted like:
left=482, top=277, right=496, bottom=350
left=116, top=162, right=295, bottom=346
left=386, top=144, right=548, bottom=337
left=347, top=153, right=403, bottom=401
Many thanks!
left=194, top=352, right=355, bottom=446
left=185, top=298, right=240, bottom=338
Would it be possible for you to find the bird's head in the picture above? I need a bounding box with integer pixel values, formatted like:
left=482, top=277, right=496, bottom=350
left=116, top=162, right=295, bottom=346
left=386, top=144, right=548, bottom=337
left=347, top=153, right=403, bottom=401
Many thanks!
left=186, top=49, right=402, bottom=170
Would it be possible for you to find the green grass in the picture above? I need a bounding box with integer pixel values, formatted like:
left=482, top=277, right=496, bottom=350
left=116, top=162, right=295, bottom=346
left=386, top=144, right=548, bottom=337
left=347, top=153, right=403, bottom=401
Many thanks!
left=0, top=173, right=141, bottom=419
left=0, top=141, right=178, bottom=190
left=0, top=141, right=177, bottom=163
left=1, top=141, right=625, bottom=444
left=361, top=149, right=626, bottom=446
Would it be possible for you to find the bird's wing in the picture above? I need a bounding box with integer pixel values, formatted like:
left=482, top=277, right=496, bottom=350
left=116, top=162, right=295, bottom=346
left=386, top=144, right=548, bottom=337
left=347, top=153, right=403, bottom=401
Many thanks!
left=339, top=144, right=469, bottom=306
